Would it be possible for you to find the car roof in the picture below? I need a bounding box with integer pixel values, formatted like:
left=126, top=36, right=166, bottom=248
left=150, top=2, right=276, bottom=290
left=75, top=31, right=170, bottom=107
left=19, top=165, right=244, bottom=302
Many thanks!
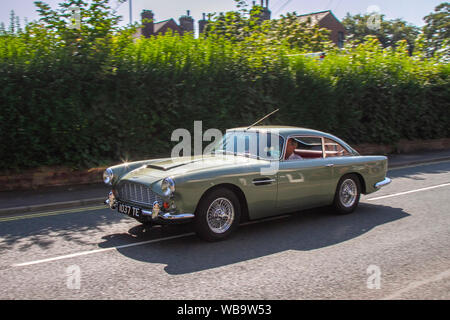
left=227, top=126, right=328, bottom=138
left=227, top=126, right=358, bottom=155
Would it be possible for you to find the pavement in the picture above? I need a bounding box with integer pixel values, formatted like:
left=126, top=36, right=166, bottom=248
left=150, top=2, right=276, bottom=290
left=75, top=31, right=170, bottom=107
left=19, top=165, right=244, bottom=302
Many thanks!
left=0, top=149, right=449, bottom=216
left=0, top=160, right=449, bottom=299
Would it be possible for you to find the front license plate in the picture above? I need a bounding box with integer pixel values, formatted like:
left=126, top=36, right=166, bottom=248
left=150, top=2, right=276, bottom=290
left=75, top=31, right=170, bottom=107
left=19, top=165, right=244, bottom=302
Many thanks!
left=118, top=203, right=141, bottom=218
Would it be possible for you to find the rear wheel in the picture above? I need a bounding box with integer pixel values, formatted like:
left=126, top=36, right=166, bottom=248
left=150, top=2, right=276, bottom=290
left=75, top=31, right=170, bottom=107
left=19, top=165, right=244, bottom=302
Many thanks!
left=194, top=188, right=241, bottom=241
left=333, top=174, right=361, bottom=214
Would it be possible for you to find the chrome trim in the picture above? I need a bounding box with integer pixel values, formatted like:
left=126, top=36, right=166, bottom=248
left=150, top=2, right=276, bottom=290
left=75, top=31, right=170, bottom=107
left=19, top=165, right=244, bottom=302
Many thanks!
left=141, top=209, right=153, bottom=216
left=141, top=210, right=195, bottom=220
left=103, top=168, right=114, bottom=185
left=152, top=201, right=160, bottom=219
left=374, top=177, right=392, bottom=189
left=321, top=137, right=326, bottom=159
left=105, top=191, right=117, bottom=209
left=252, top=179, right=276, bottom=185
left=117, top=182, right=163, bottom=207
left=160, top=213, right=195, bottom=220
left=161, top=177, right=175, bottom=197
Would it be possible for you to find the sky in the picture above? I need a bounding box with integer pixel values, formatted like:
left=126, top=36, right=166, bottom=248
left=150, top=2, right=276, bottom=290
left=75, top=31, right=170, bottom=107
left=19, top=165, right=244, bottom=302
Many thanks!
left=0, top=0, right=444, bottom=31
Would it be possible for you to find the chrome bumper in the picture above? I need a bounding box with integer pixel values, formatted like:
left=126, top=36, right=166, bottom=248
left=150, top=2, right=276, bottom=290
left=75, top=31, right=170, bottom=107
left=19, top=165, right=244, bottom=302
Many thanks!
left=141, top=210, right=195, bottom=220
left=105, top=192, right=194, bottom=222
left=374, top=177, right=392, bottom=189
left=105, top=192, right=117, bottom=209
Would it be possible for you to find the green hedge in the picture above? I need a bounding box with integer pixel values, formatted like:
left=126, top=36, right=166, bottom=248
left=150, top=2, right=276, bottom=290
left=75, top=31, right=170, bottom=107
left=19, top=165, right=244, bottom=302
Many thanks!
left=0, top=32, right=449, bottom=171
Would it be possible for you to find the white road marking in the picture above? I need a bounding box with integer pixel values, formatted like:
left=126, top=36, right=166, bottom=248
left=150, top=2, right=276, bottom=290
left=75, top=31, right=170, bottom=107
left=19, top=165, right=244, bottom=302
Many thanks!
left=12, top=233, right=195, bottom=267
left=367, top=183, right=450, bottom=201
left=381, top=269, right=450, bottom=300
left=11, top=215, right=291, bottom=268
left=10, top=182, right=449, bottom=268
left=0, top=205, right=105, bottom=222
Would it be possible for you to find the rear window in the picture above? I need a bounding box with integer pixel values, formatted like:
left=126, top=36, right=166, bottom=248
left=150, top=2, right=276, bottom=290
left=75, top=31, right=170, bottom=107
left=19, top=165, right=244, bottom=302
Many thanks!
left=323, top=138, right=351, bottom=157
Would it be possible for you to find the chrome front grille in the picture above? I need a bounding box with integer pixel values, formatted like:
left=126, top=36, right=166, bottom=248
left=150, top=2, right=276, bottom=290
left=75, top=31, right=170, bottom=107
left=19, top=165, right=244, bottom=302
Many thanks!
left=118, top=182, right=163, bottom=206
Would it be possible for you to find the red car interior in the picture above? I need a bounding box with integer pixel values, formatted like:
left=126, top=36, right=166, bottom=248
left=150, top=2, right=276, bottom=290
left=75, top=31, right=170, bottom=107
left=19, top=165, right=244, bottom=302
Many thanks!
left=292, top=149, right=342, bottom=159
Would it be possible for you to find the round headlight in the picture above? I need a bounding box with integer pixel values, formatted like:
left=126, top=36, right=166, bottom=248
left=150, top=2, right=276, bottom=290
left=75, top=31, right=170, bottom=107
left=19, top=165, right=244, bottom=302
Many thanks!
left=103, top=168, right=114, bottom=185
left=161, top=177, right=175, bottom=196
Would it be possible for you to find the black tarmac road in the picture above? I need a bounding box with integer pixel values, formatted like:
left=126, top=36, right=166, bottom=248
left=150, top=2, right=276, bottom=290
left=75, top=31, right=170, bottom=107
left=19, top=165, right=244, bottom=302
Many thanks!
left=0, top=161, right=449, bottom=300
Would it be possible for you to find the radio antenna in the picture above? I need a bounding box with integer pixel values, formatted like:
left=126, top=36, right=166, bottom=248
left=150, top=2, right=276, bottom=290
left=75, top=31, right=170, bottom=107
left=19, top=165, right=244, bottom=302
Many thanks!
left=245, top=108, right=279, bottom=131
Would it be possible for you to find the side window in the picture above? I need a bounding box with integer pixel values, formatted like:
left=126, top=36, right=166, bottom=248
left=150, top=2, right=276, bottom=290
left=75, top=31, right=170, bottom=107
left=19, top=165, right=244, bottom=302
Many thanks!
left=259, top=133, right=283, bottom=160
left=323, top=138, right=351, bottom=157
left=285, top=137, right=323, bottom=160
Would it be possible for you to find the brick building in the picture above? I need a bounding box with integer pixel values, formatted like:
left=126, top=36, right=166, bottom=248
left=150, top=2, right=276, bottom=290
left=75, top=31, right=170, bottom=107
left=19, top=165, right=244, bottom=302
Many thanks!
left=135, top=3, right=345, bottom=48
left=134, top=10, right=194, bottom=38
left=297, top=10, right=346, bottom=48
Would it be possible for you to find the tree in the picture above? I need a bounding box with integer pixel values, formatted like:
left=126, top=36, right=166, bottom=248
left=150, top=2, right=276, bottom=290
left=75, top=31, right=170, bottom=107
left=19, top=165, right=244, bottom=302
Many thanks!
left=422, top=2, right=449, bottom=59
left=27, top=0, right=133, bottom=68
left=33, top=0, right=125, bottom=44
left=265, top=13, right=332, bottom=51
left=5, top=10, right=23, bottom=34
left=204, top=0, right=332, bottom=51
left=342, top=13, right=420, bottom=54
left=203, top=1, right=266, bottom=42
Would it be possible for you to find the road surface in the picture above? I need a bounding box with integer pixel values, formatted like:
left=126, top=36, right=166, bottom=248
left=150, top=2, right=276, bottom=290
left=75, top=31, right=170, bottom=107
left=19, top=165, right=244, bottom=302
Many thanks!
left=0, top=161, right=449, bottom=300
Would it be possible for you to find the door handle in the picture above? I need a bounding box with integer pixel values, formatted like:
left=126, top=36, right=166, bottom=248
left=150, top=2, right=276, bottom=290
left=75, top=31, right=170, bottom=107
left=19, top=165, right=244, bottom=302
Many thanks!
left=252, top=178, right=276, bottom=185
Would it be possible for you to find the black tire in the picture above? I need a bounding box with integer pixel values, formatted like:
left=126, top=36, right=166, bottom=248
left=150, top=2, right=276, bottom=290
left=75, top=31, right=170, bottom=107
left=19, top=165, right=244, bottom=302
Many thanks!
left=140, top=221, right=154, bottom=227
left=194, top=188, right=241, bottom=241
left=333, top=174, right=361, bottom=214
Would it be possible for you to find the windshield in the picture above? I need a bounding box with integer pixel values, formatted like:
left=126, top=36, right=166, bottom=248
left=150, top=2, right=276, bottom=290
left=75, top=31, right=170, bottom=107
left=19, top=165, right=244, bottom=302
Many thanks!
left=212, top=131, right=284, bottom=160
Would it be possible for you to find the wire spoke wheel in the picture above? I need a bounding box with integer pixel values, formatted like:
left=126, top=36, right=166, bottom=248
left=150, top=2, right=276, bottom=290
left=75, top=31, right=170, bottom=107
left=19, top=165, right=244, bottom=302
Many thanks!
left=339, top=178, right=358, bottom=208
left=195, top=188, right=241, bottom=241
left=206, top=197, right=235, bottom=234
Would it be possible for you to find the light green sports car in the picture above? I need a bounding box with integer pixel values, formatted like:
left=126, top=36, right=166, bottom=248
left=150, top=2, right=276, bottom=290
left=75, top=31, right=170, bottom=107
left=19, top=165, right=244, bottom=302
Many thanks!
left=104, top=126, right=391, bottom=241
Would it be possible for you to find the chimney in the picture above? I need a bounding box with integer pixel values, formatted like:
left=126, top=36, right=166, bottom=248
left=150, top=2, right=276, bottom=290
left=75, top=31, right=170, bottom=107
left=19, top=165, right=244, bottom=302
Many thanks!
left=141, top=10, right=154, bottom=38
left=179, top=10, right=194, bottom=34
left=261, top=1, right=271, bottom=21
left=252, top=1, right=271, bottom=21
left=199, top=13, right=208, bottom=34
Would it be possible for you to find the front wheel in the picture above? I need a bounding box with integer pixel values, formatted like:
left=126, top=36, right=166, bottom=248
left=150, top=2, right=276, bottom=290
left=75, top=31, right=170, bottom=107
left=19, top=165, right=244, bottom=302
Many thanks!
left=333, top=174, right=361, bottom=214
left=194, top=188, right=241, bottom=241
